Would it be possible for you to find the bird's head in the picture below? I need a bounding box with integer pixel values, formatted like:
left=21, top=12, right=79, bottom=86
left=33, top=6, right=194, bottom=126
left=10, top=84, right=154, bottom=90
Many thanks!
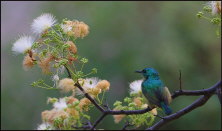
left=135, top=68, right=159, bottom=79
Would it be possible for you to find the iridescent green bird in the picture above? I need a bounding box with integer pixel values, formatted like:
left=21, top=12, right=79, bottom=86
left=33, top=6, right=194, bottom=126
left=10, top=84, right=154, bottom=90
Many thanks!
left=136, top=68, right=172, bottom=115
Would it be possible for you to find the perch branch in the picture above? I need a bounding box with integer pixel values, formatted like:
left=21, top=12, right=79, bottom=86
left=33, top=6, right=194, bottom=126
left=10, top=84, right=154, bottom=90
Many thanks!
left=147, top=80, right=221, bottom=130
left=65, top=67, right=221, bottom=130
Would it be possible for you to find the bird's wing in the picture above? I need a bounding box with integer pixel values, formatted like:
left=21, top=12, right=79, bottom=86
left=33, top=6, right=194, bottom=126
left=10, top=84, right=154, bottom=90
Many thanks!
left=162, top=86, right=172, bottom=105
left=142, top=86, right=161, bottom=107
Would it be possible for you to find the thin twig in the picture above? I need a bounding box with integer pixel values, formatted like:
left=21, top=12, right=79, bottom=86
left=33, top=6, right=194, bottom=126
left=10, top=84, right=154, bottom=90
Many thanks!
left=179, top=70, right=182, bottom=91
left=91, top=113, right=107, bottom=130
left=75, top=82, right=105, bottom=112
left=122, top=121, right=133, bottom=130
left=65, top=65, right=71, bottom=78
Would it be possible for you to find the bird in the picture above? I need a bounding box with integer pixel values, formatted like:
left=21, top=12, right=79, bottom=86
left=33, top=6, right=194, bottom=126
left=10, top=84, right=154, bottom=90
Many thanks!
left=135, top=67, right=172, bottom=115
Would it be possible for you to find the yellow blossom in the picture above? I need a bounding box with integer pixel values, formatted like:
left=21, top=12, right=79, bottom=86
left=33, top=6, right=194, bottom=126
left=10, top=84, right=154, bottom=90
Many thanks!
left=96, top=80, right=110, bottom=91
left=58, top=78, right=75, bottom=93
left=41, top=109, right=68, bottom=124
left=79, top=98, right=91, bottom=111
left=133, top=97, right=142, bottom=107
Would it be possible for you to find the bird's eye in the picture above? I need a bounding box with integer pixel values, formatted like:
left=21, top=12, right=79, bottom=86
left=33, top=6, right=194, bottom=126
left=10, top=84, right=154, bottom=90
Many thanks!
left=142, top=69, right=146, bottom=73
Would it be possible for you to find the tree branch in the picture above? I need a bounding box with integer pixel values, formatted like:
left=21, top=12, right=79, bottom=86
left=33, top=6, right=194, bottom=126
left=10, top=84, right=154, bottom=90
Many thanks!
left=64, top=65, right=71, bottom=78
left=91, top=113, right=107, bottom=130
left=65, top=67, right=221, bottom=130
left=216, top=87, right=221, bottom=104
left=122, top=121, right=133, bottom=130
left=172, top=81, right=221, bottom=99
left=147, top=80, right=221, bottom=130
left=74, top=82, right=105, bottom=112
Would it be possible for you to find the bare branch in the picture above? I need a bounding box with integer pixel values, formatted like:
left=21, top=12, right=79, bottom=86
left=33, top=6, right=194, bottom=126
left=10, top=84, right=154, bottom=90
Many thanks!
left=147, top=81, right=221, bottom=130
left=91, top=113, right=107, bottom=130
left=122, top=121, right=133, bottom=130
left=74, top=82, right=105, bottom=112
left=172, top=81, right=221, bottom=99
left=179, top=70, right=182, bottom=91
left=216, top=87, right=221, bottom=104
left=64, top=65, right=71, bottom=78
left=105, top=107, right=152, bottom=115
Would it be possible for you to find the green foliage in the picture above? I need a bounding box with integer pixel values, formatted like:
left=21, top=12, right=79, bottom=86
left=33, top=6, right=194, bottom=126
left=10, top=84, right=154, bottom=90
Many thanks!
left=197, top=3, right=221, bottom=37
left=113, top=96, right=156, bottom=128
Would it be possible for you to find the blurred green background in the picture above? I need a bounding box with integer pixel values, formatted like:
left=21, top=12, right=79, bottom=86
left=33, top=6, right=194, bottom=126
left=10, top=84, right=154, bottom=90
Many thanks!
left=1, top=1, right=221, bottom=130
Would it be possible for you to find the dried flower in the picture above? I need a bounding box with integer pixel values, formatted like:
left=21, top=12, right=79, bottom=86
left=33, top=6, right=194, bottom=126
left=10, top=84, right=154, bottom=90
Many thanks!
left=12, top=36, right=34, bottom=54
left=62, top=20, right=89, bottom=38
left=66, top=108, right=79, bottom=118
left=38, top=54, right=54, bottom=74
left=66, top=41, right=77, bottom=54
left=23, top=54, right=35, bottom=70
left=79, top=98, right=91, bottom=111
left=67, top=54, right=77, bottom=64
left=113, top=114, right=125, bottom=123
left=31, top=13, right=57, bottom=34
left=96, top=80, right=110, bottom=91
left=41, top=109, right=68, bottom=124
left=129, top=80, right=143, bottom=95
left=66, top=96, right=79, bottom=104
left=58, top=78, right=75, bottom=93
left=133, top=97, right=142, bottom=107
left=72, top=21, right=89, bottom=38
left=113, top=108, right=125, bottom=123
left=150, top=108, right=158, bottom=116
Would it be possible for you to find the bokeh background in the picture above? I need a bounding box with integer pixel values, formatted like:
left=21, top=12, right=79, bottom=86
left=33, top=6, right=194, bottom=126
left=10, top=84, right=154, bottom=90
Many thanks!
left=1, top=1, right=221, bottom=130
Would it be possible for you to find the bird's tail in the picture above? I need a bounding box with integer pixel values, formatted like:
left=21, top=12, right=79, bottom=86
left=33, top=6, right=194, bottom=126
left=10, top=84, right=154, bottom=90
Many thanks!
left=160, top=102, right=172, bottom=115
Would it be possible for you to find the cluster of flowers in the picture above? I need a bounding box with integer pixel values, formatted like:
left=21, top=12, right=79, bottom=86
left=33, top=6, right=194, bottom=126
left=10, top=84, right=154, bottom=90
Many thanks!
left=38, top=77, right=110, bottom=130
left=11, top=13, right=110, bottom=130
left=12, top=13, right=89, bottom=74
left=113, top=80, right=158, bottom=127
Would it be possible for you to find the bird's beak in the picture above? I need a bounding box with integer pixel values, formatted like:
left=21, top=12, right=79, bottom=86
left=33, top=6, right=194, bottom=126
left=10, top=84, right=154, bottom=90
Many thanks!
left=135, top=70, right=143, bottom=73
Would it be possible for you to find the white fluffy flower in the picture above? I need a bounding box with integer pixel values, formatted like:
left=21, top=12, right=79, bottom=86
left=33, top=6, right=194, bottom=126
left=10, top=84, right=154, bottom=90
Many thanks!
left=12, top=36, right=34, bottom=54
left=52, top=74, right=59, bottom=82
left=31, top=13, right=57, bottom=34
left=52, top=74, right=59, bottom=87
left=76, top=77, right=101, bottom=96
left=58, top=65, right=65, bottom=74
left=61, top=24, right=72, bottom=33
left=83, top=77, right=101, bottom=89
left=53, top=98, right=67, bottom=110
left=209, top=1, right=221, bottom=15
left=129, top=79, right=143, bottom=95
left=37, top=122, right=54, bottom=130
